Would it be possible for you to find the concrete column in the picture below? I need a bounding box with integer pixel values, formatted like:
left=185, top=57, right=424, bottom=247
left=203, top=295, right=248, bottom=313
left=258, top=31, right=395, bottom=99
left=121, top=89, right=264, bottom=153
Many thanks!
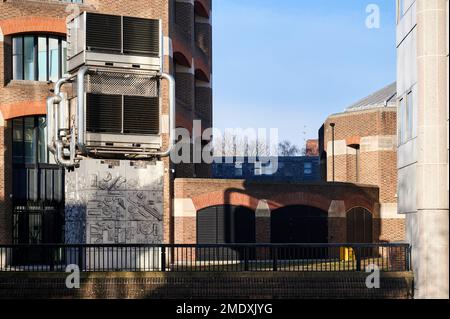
left=255, top=200, right=271, bottom=244
left=413, top=0, right=449, bottom=299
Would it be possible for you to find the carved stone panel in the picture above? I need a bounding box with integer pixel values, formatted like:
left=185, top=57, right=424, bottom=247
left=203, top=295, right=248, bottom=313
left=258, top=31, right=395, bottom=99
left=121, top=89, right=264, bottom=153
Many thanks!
left=65, top=160, right=164, bottom=244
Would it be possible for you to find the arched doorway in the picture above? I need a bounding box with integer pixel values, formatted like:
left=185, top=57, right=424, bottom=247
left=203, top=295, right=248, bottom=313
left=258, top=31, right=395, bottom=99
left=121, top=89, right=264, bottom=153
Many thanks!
left=271, top=205, right=328, bottom=259
left=271, top=205, right=328, bottom=243
left=346, top=207, right=373, bottom=243
left=197, top=205, right=255, bottom=260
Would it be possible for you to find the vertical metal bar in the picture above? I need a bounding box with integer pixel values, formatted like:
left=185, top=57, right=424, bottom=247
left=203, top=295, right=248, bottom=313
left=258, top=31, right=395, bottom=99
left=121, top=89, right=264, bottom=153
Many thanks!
left=161, top=246, right=166, bottom=272
left=272, top=247, right=278, bottom=272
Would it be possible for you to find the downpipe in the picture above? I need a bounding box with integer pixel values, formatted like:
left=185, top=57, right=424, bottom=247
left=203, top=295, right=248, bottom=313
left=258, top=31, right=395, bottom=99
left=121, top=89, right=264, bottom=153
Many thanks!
left=153, top=72, right=176, bottom=158
left=49, top=77, right=74, bottom=167
left=76, top=66, right=89, bottom=155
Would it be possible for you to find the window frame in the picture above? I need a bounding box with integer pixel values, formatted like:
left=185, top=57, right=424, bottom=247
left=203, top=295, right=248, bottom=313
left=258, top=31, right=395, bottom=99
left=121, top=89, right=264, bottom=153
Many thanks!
left=11, top=34, right=67, bottom=82
left=12, top=116, right=53, bottom=167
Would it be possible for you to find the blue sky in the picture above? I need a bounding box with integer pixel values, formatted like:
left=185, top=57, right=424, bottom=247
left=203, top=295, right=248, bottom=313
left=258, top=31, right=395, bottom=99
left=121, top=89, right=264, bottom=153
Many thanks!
left=212, top=0, right=396, bottom=147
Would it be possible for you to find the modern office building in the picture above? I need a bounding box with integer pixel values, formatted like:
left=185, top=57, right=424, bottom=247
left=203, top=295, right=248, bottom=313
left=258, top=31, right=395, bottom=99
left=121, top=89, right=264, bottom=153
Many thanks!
left=0, top=0, right=212, bottom=245
left=396, top=0, right=449, bottom=298
left=319, top=82, right=405, bottom=243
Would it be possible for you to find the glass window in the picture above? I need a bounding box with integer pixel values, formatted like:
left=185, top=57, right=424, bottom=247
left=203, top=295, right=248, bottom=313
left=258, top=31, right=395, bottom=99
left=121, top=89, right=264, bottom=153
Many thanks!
left=23, top=36, right=36, bottom=81
left=49, top=37, right=60, bottom=82
left=304, top=162, right=312, bottom=175
left=13, top=37, right=23, bottom=80
left=407, top=91, right=414, bottom=140
left=12, top=118, right=24, bottom=164
left=24, top=117, right=36, bottom=164
left=38, top=37, right=48, bottom=81
left=61, top=40, right=68, bottom=76
left=38, top=117, right=48, bottom=164
left=12, top=35, right=66, bottom=82
left=12, top=116, right=50, bottom=165
left=399, top=98, right=405, bottom=144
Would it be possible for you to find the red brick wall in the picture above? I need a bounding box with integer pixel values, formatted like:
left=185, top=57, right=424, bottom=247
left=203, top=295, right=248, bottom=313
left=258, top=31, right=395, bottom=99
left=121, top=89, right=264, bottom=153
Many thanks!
left=322, top=108, right=397, bottom=204
left=174, top=179, right=383, bottom=244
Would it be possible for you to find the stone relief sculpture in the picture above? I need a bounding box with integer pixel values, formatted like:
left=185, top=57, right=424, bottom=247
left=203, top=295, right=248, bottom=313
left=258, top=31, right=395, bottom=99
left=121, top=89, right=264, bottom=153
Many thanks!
left=65, top=160, right=164, bottom=244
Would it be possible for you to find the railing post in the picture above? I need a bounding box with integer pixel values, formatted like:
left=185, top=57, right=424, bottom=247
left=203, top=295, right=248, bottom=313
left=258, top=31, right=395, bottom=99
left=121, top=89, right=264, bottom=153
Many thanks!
left=78, top=245, right=83, bottom=271
left=244, top=247, right=249, bottom=271
left=161, top=246, right=166, bottom=272
left=49, top=246, right=55, bottom=272
left=406, top=245, right=411, bottom=271
left=355, top=246, right=362, bottom=272
left=272, top=247, right=278, bottom=272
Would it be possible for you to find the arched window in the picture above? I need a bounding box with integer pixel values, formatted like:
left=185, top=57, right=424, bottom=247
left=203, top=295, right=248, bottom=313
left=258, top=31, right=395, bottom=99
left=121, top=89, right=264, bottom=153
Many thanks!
left=12, top=34, right=67, bottom=82
left=346, top=207, right=373, bottom=243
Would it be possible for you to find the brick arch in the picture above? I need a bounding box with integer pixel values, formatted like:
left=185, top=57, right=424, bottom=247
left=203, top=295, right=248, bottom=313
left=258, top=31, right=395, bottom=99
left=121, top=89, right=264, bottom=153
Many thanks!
left=0, top=100, right=46, bottom=121
left=173, top=39, right=193, bottom=67
left=195, top=0, right=210, bottom=18
left=191, top=191, right=260, bottom=212
left=344, top=196, right=375, bottom=216
left=267, top=192, right=332, bottom=213
left=195, top=69, right=209, bottom=82
left=0, top=16, right=66, bottom=36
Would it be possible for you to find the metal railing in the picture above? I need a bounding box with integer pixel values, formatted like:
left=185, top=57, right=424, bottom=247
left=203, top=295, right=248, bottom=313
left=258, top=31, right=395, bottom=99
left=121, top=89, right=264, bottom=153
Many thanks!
left=0, top=243, right=411, bottom=273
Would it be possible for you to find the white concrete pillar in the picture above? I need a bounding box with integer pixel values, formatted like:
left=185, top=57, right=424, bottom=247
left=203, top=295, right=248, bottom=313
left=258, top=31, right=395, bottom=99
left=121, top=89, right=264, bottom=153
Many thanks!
left=413, top=0, right=449, bottom=299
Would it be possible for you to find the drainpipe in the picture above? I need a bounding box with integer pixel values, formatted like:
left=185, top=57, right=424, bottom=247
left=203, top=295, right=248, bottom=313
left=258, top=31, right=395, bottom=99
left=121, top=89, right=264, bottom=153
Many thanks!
left=153, top=72, right=176, bottom=158
left=330, top=123, right=336, bottom=182
left=76, top=66, right=89, bottom=154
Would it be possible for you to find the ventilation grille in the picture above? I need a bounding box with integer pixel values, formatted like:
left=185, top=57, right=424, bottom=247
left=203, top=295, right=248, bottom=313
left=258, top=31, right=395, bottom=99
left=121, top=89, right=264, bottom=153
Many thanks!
left=85, top=94, right=160, bottom=135
left=124, top=96, right=159, bottom=135
left=85, top=13, right=160, bottom=56
left=86, top=72, right=158, bottom=97
left=123, top=17, right=160, bottom=56
left=86, top=94, right=122, bottom=133
left=86, top=13, right=122, bottom=52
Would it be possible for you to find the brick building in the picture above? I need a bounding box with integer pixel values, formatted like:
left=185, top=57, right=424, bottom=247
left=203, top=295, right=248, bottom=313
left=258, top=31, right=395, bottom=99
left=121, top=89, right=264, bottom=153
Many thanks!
left=319, top=82, right=406, bottom=243
left=0, top=0, right=212, bottom=245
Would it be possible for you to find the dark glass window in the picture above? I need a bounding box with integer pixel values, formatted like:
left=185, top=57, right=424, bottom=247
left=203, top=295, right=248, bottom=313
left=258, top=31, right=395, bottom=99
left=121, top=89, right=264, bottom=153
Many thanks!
left=12, top=116, right=51, bottom=165
left=12, top=35, right=67, bottom=82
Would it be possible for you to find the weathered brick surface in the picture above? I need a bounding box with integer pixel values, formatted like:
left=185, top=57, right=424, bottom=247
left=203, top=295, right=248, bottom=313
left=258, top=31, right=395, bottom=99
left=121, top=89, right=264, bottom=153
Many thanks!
left=0, top=272, right=414, bottom=299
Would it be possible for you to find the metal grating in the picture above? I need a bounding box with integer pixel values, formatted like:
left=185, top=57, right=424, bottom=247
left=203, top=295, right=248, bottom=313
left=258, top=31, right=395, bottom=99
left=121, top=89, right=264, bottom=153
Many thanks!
left=86, top=13, right=122, bottom=52
left=86, top=93, right=122, bottom=133
left=123, top=96, right=159, bottom=135
left=123, top=17, right=160, bottom=56
left=86, top=72, right=159, bottom=97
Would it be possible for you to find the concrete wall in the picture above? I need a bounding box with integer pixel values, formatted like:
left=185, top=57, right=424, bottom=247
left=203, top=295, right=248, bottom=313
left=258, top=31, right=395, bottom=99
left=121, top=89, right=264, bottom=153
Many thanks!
left=397, top=0, right=449, bottom=299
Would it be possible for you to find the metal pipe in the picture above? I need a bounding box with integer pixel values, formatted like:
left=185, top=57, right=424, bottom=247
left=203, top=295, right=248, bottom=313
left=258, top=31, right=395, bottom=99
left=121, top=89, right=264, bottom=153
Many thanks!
left=330, top=123, right=336, bottom=182
left=153, top=72, right=175, bottom=158
left=46, top=96, right=57, bottom=153
left=77, top=66, right=89, bottom=154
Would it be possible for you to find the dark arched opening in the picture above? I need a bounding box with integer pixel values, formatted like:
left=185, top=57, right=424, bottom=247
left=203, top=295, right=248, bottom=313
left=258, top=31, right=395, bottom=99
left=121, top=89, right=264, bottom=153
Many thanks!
left=271, top=205, right=328, bottom=259
left=346, top=207, right=373, bottom=243
left=197, top=205, right=255, bottom=260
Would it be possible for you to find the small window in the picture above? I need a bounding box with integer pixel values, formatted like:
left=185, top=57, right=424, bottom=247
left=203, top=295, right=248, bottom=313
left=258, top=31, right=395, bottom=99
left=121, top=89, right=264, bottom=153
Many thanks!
left=304, top=162, right=312, bottom=175
left=234, top=163, right=243, bottom=177
left=254, top=162, right=262, bottom=176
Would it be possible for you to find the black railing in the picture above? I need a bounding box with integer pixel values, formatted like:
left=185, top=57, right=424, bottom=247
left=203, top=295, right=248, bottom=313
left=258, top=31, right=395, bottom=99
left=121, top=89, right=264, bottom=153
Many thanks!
left=0, top=243, right=411, bottom=273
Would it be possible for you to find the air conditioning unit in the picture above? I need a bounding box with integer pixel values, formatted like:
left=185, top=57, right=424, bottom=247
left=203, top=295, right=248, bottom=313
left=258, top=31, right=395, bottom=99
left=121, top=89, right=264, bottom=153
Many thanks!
left=67, top=12, right=162, bottom=72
